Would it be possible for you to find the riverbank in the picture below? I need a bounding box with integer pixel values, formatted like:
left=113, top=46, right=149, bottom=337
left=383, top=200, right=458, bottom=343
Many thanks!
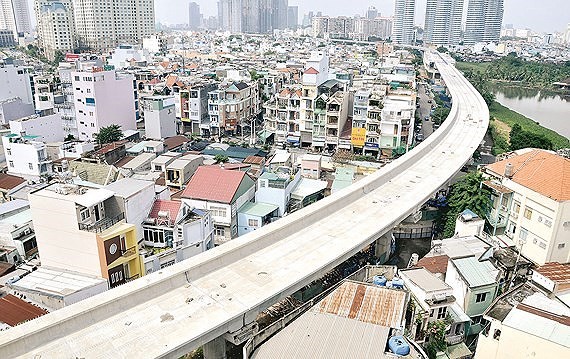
left=487, top=101, right=570, bottom=154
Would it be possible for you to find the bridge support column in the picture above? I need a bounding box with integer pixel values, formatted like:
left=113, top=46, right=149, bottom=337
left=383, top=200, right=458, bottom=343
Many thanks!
left=375, top=230, right=395, bottom=264
left=203, top=336, right=227, bottom=359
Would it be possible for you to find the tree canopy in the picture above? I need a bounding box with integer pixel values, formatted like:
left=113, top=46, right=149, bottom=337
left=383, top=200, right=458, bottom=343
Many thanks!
left=509, top=123, right=553, bottom=151
left=441, top=172, right=491, bottom=238
left=95, top=124, right=123, bottom=144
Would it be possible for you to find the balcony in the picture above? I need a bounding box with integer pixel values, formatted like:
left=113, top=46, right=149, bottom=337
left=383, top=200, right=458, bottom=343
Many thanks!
left=446, top=334, right=464, bottom=346
left=54, top=102, right=73, bottom=109
left=121, top=245, right=137, bottom=259
left=79, top=213, right=125, bottom=233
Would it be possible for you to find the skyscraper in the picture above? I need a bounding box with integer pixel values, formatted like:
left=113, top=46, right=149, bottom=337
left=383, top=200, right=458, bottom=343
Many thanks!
left=424, top=0, right=464, bottom=46
left=189, top=2, right=201, bottom=30
left=34, top=0, right=76, bottom=60
left=465, top=0, right=504, bottom=45
left=366, top=6, right=378, bottom=20
left=287, top=5, right=298, bottom=30
left=0, top=0, right=32, bottom=39
left=218, top=0, right=288, bottom=34
left=73, top=0, right=155, bottom=51
left=392, top=0, right=416, bottom=45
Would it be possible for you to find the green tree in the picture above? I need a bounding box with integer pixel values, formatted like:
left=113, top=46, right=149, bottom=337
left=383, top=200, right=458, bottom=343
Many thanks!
left=424, top=320, right=448, bottom=359
left=509, top=123, right=553, bottom=151
left=214, top=154, right=229, bottom=164
left=432, top=107, right=451, bottom=126
left=95, top=124, right=123, bottom=144
left=441, top=172, right=491, bottom=238
left=52, top=50, right=65, bottom=66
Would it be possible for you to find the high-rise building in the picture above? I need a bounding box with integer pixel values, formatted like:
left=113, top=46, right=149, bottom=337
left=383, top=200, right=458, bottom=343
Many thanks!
left=366, top=6, right=378, bottom=20
left=0, top=0, right=32, bottom=39
left=287, top=5, right=298, bottom=29
left=392, top=0, right=416, bottom=45
left=565, top=24, right=570, bottom=45
left=424, top=0, right=464, bottom=46
left=189, top=2, right=201, bottom=30
left=218, top=0, right=288, bottom=34
left=465, top=0, right=504, bottom=45
left=35, top=0, right=76, bottom=60
left=302, top=11, right=314, bottom=28
left=73, top=0, right=155, bottom=51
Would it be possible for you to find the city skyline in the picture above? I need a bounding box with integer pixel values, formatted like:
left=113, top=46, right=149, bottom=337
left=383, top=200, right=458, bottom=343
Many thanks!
left=150, top=0, right=569, bottom=33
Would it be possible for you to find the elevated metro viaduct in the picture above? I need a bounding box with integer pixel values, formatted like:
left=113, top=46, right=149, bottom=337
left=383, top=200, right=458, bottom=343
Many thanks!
left=0, top=51, right=489, bottom=358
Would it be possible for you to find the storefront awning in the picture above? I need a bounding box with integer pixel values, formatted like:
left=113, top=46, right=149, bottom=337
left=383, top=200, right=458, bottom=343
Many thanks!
left=287, top=136, right=300, bottom=143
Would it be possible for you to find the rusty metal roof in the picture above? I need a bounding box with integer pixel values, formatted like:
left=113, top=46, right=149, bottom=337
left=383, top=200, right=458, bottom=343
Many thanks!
left=312, top=281, right=407, bottom=328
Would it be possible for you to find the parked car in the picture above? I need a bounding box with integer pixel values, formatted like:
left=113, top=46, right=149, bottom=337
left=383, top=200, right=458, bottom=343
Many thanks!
left=416, top=134, right=424, bottom=142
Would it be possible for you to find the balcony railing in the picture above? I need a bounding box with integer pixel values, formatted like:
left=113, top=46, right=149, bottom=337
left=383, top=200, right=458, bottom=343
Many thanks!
left=121, top=245, right=137, bottom=258
left=79, top=213, right=125, bottom=233
left=126, top=274, right=140, bottom=282
left=446, top=334, right=464, bottom=346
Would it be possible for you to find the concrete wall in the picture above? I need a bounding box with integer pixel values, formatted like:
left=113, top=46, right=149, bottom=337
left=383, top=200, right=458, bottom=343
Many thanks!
left=10, top=113, right=65, bottom=142
left=28, top=193, right=103, bottom=277
left=0, top=65, right=33, bottom=105
left=0, top=98, right=34, bottom=124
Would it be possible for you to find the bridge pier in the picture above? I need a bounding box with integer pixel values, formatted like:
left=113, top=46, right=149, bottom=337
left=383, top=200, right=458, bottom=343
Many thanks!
left=375, top=230, right=395, bottom=264
left=203, top=336, right=227, bottom=359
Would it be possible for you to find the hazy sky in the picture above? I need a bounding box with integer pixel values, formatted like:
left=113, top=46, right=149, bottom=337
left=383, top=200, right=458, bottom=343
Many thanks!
left=152, top=0, right=569, bottom=33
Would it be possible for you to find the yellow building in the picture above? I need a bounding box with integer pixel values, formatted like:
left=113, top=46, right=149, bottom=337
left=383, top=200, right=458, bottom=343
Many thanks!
left=29, top=183, right=143, bottom=288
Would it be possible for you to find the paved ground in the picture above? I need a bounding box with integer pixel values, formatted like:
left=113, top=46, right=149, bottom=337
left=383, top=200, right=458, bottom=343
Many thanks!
left=417, top=83, right=435, bottom=140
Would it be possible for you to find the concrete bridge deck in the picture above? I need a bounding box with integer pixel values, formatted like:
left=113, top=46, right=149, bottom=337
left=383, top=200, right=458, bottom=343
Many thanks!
left=0, top=52, right=489, bottom=358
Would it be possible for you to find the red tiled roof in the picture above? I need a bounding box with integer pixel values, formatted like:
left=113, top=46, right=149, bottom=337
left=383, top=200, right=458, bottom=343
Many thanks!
left=0, top=294, right=48, bottom=326
left=416, top=255, right=450, bottom=275
left=149, top=200, right=182, bottom=225
left=536, top=262, right=570, bottom=291
left=182, top=166, right=246, bottom=203
left=0, top=174, right=26, bottom=190
left=115, top=156, right=135, bottom=168
left=95, top=140, right=128, bottom=155
left=304, top=67, right=319, bottom=75
left=204, top=163, right=251, bottom=171
left=485, top=150, right=570, bottom=201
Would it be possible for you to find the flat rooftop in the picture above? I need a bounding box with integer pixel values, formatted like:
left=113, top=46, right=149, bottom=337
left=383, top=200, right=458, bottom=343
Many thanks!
left=10, top=267, right=107, bottom=297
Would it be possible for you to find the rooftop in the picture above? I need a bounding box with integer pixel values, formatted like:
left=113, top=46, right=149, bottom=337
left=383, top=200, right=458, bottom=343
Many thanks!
left=148, top=200, right=182, bottom=224
left=535, top=262, right=570, bottom=292
left=400, top=267, right=451, bottom=293
left=238, top=202, right=278, bottom=217
left=181, top=166, right=248, bottom=204
left=104, top=178, right=154, bottom=199
left=416, top=254, right=450, bottom=276
left=0, top=294, right=48, bottom=327
left=450, top=256, right=499, bottom=288
left=485, top=149, right=570, bottom=201
left=9, top=267, right=107, bottom=298
left=0, top=174, right=25, bottom=191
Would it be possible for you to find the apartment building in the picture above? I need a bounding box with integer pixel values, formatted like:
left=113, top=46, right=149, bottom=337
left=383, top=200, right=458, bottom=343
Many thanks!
left=483, top=149, right=570, bottom=265
left=29, top=183, right=143, bottom=288
left=351, top=85, right=388, bottom=157
left=57, top=61, right=137, bottom=140
left=180, top=81, right=217, bottom=135
left=0, top=199, right=37, bottom=263
left=298, top=52, right=329, bottom=148
left=424, top=0, right=464, bottom=46
left=208, top=81, right=260, bottom=136
left=464, top=0, right=504, bottom=45
left=141, top=199, right=214, bottom=273
left=263, top=86, right=302, bottom=145
left=0, top=63, right=33, bottom=105
left=392, top=0, right=416, bottom=45
left=313, top=16, right=392, bottom=40
left=33, top=75, right=55, bottom=115
left=181, top=166, right=255, bottom=243
left=143, top=95, right=177, bottom=140
left=34, top=0, right=76, bottom=60
left=0, top=0, right=31, bottom=39
left=73, top=0, right=155, bottom=51
left=2, top=133, right=52, bottom=181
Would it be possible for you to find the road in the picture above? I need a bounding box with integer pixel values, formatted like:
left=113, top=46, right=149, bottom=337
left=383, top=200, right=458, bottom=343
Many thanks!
left=416, top=83, right=435, bottom=141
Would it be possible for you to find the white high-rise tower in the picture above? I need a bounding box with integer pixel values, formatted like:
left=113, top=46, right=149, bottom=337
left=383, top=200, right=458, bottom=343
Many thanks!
left=465, top=0, right=504, bottom=45
left=392, top=0, right=416, bottom=45
left=424, top=0, right=464, bottom=46
left=0, top=0, right=32, bottom=39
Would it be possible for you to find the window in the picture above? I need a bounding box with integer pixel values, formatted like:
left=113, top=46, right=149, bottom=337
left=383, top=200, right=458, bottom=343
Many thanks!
left=6, top=149, right=10, bottom=155
left=8, top=161, right=13, bottom=167
left=539, top=241, right=547, bottom=249
left=475, top=292, right=488, bottom=303
left=437, top=306, right=447, bottom=319
left=524, top=208, right=533, bottom=220
left=28, top=163, right=33, bottom=170
left=215, top=227, right=225, bottom=237
left=558, top=243, right=566, bottom=249
left=248, top=219, right=259, bottom=227
left=544, top=219, right=552, bottom=227
left=519, top=228, right=528, bottom=241
left=80, top=208, right=90, bottom=221
left=210, top=206, right=227, bottom=217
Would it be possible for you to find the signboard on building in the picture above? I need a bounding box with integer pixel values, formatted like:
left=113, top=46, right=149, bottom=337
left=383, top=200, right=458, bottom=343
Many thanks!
left=351, top=128, right=366, bottom=147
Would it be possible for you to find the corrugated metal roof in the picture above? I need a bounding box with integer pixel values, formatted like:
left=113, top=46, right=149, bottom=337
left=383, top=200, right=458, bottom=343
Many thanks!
left=0, top=294, right=48, bottom=326
left=252, top=312, right=391, bottom=359
left=313, top=281, right=406, bottom=328
left=451, top=256, right=498, bottom=288
left=503, top=307, right=570, bottom=348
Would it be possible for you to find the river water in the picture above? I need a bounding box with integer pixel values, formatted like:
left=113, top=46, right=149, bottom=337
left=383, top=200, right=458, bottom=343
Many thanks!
left=492, top=85, right=570, bottom=139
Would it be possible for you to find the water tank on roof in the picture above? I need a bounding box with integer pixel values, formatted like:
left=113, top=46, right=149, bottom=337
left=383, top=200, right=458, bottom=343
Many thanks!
left=388, top=336, right=410, bottom=356
left=373, top=275, right=387, bottom=286
left=392, top=277, right=404, bottom=289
